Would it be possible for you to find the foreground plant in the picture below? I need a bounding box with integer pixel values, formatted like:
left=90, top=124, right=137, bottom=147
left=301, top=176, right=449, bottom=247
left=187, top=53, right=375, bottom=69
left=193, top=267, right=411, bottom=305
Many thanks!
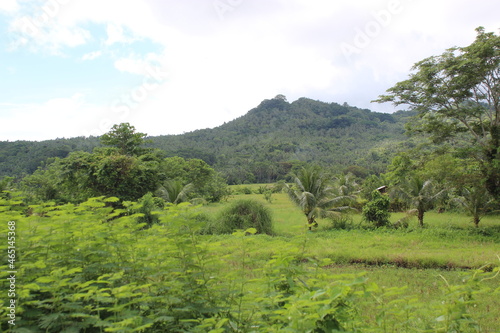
left=1, top=194, right=498, bottom=332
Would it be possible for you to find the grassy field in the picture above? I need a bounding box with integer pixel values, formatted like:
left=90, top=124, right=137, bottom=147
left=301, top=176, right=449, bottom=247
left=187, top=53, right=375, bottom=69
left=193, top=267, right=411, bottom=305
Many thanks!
left=197, top=186, right=500, bottom=331
left=3, top=190, right=498, bottom=331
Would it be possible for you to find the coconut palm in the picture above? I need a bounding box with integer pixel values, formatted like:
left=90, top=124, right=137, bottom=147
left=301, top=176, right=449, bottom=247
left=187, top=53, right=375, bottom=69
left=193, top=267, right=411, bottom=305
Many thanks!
left=157, top=180, right=194, bottom=204
left=455, top=186, right=495, bottom=227
left=334, top=172, right=361, bottom=206
left=286, top=167, right=355, bottom=230
left=392, top=176, right=446, bottom=227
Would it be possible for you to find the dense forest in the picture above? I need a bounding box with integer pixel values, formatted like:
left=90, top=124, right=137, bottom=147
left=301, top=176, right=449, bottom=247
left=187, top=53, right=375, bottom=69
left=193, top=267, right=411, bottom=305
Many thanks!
left=0, top=96, right=414, bottom=184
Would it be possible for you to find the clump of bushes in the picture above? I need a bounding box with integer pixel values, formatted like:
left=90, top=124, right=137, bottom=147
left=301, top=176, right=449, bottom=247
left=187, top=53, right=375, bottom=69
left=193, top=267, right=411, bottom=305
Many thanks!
left=207, top=199, right=274, bottom=235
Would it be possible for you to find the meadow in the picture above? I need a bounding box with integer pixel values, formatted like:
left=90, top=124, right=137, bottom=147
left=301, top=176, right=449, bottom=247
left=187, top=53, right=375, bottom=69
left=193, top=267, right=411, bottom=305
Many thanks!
left=1, top=189, right=499, bottom=332
left=199, top=185, right=500, bottom=330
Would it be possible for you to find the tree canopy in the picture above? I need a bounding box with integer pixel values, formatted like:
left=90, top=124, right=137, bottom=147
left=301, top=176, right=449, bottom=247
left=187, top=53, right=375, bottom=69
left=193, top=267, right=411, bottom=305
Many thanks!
left=100, top=122, right=148, bottom=156
left=375, top=27, right=500, bottom=198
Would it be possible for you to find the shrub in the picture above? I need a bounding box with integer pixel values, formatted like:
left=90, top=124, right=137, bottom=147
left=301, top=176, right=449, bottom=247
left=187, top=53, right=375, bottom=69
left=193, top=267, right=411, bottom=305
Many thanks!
left=134, top=192, right=161, bottom=227
left=362, top=190, right=391, bottom=227
left=214, top=199, right=274, bottom=235
left=241, top=186, right=253, bottom=194
left=327, top=213, right=355, bottom=230
left=263, top=190, right=273, bottom=203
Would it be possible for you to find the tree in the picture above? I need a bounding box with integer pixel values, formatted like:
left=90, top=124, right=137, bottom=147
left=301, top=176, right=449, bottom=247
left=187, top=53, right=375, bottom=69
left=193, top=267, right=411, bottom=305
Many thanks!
left=454, top=186, right=495, bottom=227
left=100, top=123, right=148, bottom=156
left=392, top=176, right=446, bottom=227
left=161, top=156, right=229, bottom=203
left=0, top=176, right=14, bottom=195
left=59, top=151, right=164, bottom=202
left=374, top=27, right=500, bottom=199
left=286, top=167, right=354, bottom=230
left=22, top=149, right=165, bottom=203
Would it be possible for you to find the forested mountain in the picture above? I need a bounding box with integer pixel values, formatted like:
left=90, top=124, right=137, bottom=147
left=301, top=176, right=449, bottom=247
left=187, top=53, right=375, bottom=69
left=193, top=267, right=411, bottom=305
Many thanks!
left=0, top=96, right=414, bottom=183
left=149, top=96, right=414, bottom=183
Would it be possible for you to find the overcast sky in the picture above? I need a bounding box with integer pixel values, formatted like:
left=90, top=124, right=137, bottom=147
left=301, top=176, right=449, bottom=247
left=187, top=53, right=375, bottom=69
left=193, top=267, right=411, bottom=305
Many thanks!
left=0, top=0, right=498, bottom=141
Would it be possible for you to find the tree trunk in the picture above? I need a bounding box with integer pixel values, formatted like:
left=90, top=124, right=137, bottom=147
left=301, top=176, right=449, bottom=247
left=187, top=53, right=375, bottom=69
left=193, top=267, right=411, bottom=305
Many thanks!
left=417, top=208, right=424, bottom=227
left=307, top=216, right=318, bottom=230
left=484, top=125, right=500, bottom=199
left=473, top=215, right=480, bottom=228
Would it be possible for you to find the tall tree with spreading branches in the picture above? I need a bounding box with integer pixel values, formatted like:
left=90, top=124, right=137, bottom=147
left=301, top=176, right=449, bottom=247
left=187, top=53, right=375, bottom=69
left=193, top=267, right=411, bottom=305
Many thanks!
left=374, top=27, right=500, bottom=199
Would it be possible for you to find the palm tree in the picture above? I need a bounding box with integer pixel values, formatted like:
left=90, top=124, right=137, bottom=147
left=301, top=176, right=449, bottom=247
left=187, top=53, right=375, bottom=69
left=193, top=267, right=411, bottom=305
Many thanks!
left=335, top=172, right=361, bottom=205
left=286, top=167, right=355, bottom=230
left=455, top=186, right=495, bottom=227
left=392, top=176, right=446, bottom=227
left=157, top=180, right=194, bottom=204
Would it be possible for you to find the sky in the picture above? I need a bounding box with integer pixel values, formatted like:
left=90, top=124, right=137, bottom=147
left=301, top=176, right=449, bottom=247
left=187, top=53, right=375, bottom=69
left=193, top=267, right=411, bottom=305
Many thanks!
left=0, top=0, right=498, bottom=141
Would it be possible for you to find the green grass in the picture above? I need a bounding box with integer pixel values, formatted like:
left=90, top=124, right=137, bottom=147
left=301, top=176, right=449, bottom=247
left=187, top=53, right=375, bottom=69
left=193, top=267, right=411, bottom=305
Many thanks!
left=200, top=191, right=500, bottom=270
left=326, top=265, right=500, bottom=331
left=198, top=190, right=500, bottom=330
left=4, top=193, right=499, bottom=332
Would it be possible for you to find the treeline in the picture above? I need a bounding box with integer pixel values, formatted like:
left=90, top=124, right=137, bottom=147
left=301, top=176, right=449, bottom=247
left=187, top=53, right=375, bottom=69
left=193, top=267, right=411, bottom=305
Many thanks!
left=0, top=137, right=100, bottom=178
left=13, top=124, right=229, bottom=205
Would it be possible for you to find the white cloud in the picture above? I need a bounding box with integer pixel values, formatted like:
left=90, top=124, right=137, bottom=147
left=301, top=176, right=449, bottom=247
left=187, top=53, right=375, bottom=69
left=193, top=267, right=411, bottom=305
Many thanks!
left=0, top=0, right=19, bottom=13
left=0, top=94, right=108, bottom=141
left=113, top=53, right=162, bottom=75
left=105, top=23, right=137, bottom=45
left=2, top=0, right=500, bottom=140
left=8, top=15, right=91, bottom=54
left=82, top=50, right=102, bottom=61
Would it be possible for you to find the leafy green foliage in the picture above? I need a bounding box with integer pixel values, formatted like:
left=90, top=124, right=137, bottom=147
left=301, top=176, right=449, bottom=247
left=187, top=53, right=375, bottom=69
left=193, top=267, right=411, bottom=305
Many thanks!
left=133, top=192, right=162, bottom=227
left=454, top=186, right=496, bottom=227
left=0, top=195, right=499, bottom=332
left=375, top=27, right=500, bottom=199
left=0, top=137, right=100, bottom=178
left=362, top=190, right=391, bottom=227
left=392, top=176, right=447, bottom=227
left=161, top=156, right=229, bottom=203
left=156, top=179, right=194, bottom=204
left=287, top=166, right=355, bottom=229
left=100, top=122, right=148, bottom=156
left=21, top=150, right=166, bottom=203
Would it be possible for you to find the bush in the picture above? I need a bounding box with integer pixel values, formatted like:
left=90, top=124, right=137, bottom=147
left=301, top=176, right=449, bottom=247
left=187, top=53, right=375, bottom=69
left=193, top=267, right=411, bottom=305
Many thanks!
left=362, top=190, right=391, bottom=227
left=327, top=214, right=355, bottom=230
left=134, top=192, right=161, bottom=227
left=214, top=199, right=274, bottom=235
left=241, top=186, right=253, bottom=194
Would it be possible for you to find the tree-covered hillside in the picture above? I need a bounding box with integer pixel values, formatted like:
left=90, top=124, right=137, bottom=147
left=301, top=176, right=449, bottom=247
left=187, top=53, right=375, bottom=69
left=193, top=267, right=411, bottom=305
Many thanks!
left=149, top=96, right=414, bottom=183
left=0, top=137, right=100, bottom=178
left=0, top=96, right=413, bottom=183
